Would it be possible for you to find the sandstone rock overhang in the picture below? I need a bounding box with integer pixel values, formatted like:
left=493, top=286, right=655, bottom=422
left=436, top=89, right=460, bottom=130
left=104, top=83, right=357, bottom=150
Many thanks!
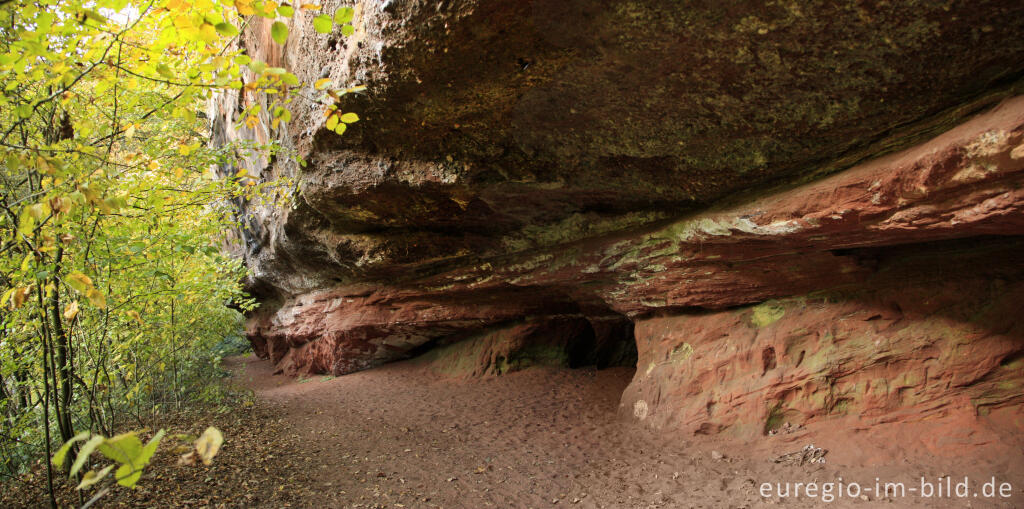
left=213, top=0, right=1024, bottom=442
left=213, top=0, right=1024, bottom=298
left=243, top=95, right=1024, bottom=376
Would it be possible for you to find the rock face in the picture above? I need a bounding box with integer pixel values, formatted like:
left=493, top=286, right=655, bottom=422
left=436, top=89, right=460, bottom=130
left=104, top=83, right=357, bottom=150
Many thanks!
left=215, top=0, right=1024, bottom=443
left=245, top=285, right=636, bottom=375
left=622, top=240, right=1024, bottom=440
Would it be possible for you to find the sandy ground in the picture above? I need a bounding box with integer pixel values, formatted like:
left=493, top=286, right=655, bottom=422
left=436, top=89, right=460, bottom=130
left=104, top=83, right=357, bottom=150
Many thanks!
left=225, top=355, right=1022, bottom=509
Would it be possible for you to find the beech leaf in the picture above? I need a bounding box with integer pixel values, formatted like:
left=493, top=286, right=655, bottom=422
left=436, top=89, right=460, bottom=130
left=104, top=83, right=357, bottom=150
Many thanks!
left=270, top=21, right=288, bottom=45
left=333, top=7, right=353, bottom=24
left=97, top=432, right=143, bottom=465
left=313, top=14, right=332, bottom=34
left=86, top=288, right=106, bottom=309
left=116, top=429, right=164, bottom=487
left=215, top=22, right=239, bottom=37
left=195, top=427, right=223, bottom=466
left=70, top=435, right=105, bottom=478
left=66, top=272, right=93, bottom=293
left=63, top=301, right=80, bottom=320
left=52, top=431, right=90, bottom=468
left=77, top=465, right=114, bottom=490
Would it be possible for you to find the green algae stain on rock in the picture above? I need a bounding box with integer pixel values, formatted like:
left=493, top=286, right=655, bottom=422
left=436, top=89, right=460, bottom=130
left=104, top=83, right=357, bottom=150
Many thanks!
left=502, top=342, right=571, bottom=372
left=763, top=402, right=788, bottom=435
left=411, top=336, right=488, bottom=378
left=668, top=342, right=694, bottom=363
left=750, top=300, right=786, bottom=328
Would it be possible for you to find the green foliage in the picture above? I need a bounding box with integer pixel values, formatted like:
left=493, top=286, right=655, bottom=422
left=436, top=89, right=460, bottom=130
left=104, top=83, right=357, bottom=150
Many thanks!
left=334, top=6, right=353, bottom=24
left=0, top=0, right=362, bottom=502
left=324, top=101, right=361, bottom=135
left=271, top=21, right=289, bottom=45
left=211, top=334, right=253, bottom=359
left=313, top=15, right=332, bottom=34
left=52, top=426, right=220, bottom=494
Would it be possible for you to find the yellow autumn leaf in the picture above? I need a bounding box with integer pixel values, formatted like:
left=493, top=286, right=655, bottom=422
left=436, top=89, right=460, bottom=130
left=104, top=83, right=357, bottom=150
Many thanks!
left=50, top=196, right=73, bottom=213
left=63, top=301, right=80, bottom=320
left=36, top=156, right=53, bottom=174
left=170, top=444, right=192, bottom=455
left=77, top=465, right=114, bottom=490
left=27, top=202, right=49, bottom=220
left=66, top=272, right=93, bottom=293
left=86, top=288, right=106, bottom=309
left=194, top=426, right=223, bottom=465
left=12, top=286, right=31, bottom=308
left=199, top=22, right=219, bottom=43
left=125, top=310, right=142, bottom=324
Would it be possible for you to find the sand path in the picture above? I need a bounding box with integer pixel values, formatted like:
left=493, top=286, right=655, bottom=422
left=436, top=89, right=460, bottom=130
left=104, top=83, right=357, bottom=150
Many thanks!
left=226, top=355, right=1020, bottom=508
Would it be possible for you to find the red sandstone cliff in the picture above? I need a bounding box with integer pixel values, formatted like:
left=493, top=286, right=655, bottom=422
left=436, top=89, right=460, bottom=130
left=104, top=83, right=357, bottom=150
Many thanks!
left=213, top=0, right=1024, bottom=444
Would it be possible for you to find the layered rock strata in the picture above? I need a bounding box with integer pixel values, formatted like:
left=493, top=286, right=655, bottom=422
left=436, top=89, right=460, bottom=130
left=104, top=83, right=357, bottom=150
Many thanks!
left=215, top=0, right=1024, bottom=440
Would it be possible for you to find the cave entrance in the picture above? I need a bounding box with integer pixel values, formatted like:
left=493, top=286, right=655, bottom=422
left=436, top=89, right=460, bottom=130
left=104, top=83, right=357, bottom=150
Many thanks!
left=405, top=311, right=638, bottom=379
left=567, top=314, right=638, bottom=370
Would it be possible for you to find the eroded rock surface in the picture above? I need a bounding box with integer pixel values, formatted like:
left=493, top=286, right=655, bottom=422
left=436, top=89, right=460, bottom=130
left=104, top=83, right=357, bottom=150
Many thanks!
left=621, top=239, right=1024, bottom=442
left=216, top=0, right=1024, bottom=443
